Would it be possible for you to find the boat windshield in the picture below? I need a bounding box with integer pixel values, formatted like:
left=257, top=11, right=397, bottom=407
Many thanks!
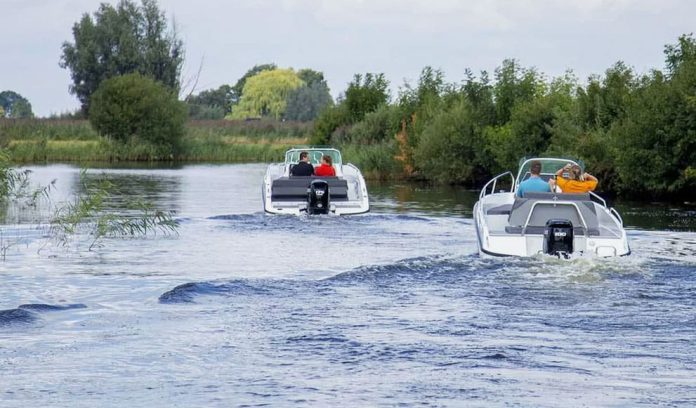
left=516, top=158, right=581, bottom=185
left=285, top=149, right=342, bottom=166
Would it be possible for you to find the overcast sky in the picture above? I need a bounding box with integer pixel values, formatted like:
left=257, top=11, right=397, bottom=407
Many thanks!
left=1, top=0, right=694, bottom=116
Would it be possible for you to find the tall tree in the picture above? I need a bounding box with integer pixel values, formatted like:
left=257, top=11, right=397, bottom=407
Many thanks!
left=89, top=73, right=186, bottom=156
left=228, top=69, right=304, bottom=120
left=60, top=0, right=183, bottom=113
left=284, top=81, right=333, bottom=121
left=0, top=90, right=34, bottom=118
left=230, top=63, right=277, bottom=107
left=344, top=73, right=390, bottom=122
left=284, top=69, right=333, bottom=121
left=185, top=84, right=233, bottom=119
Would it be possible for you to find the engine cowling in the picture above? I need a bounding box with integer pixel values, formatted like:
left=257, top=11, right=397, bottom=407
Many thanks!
left=544, top=219, right=574, bottom=257
left=307, top=179, right=330, bottom=215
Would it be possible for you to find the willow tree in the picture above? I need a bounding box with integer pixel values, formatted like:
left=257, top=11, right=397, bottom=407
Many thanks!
left=0, top=90, right=34, bottom=118
left=60, top=0, right=183, bottom=113
left=228, top=69, right=304, bottom=120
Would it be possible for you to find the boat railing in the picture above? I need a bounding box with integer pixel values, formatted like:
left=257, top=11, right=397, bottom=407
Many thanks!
left=590, top=192, right=624, bottom=226
left=610, top=207, right=624, bottom=226
left=480, top=171, right=515, bottom=200
left=589, top=192, right=607, bottom=207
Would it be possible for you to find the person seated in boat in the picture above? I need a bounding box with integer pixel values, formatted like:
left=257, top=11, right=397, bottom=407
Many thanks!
left=314, top=155, right=336, bottom=177
left=516, top=160, right=551, bottom=197
left=290, top=151, right=314, bottom=176
left=551, top=163, right=598, bottom=193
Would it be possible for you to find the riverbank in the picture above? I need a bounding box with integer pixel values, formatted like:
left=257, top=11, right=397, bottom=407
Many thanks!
left=0, top=118, right=403, bottom=181
left=0, top=118, right=311, bottom=163
left=1, top=118, right=693, bottom=201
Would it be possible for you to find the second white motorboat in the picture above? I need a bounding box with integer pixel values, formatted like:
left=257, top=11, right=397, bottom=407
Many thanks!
left=262, top=147, right=369, bottom=215
left=474, top=158, right=630, bottom=258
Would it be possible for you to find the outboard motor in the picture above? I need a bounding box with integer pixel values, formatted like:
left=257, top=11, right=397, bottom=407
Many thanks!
left=544, top=219, right=574, bottom=258
left=307, top=179, right=330, bottom=215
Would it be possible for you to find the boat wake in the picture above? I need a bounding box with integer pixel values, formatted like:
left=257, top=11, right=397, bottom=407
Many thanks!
left=0, top=303, right=87, bottom=327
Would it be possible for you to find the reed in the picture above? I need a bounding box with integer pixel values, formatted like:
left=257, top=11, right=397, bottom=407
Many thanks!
left=340, top=142, right=403, bottom=180
left=0, top=118, right=311, bottom=163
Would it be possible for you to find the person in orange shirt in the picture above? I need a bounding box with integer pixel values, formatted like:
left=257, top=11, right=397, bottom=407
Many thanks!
left=551, top=163, right=598, bottom=193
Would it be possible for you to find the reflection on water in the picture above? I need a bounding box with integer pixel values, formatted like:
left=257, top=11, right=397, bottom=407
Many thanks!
left=1, top=163, right=695, bottom=407
left=370, top=180, right=696, bottom=231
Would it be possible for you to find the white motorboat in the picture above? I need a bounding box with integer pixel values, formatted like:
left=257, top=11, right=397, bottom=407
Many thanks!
left=474, top=158, right=630, bottom=258
left=262, top=147, right=370, bottom=215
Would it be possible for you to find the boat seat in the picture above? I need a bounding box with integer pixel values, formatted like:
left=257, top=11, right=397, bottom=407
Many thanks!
left=504, top=226, right=600, bottom=236
left=521, top=192, right=591, bottom=201
left=486, top=204, right=513, bottom=215
left=271, top=177, right=349, bottom=202
left=506, top=193, right=600, bottom=233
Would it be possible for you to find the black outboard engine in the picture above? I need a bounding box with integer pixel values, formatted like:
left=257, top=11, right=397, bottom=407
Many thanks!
left=544, top=219, right=574, bottom=258
left=307, top=179, right=330, bottom=215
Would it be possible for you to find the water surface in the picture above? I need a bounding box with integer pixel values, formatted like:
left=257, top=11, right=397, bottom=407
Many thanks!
left=1, top=164, right=695, bottom=407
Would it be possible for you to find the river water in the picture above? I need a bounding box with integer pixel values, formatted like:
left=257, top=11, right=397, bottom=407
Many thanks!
left=1, top=164, right=695, bottom=407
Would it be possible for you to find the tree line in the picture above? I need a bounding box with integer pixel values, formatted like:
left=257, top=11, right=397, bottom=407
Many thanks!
left=310, top=36, right=696, bottom=200
left=1, top=0, right=693, bottom=199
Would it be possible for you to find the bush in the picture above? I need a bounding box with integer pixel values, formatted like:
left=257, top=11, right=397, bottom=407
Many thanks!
left=310, top=104, right=350, bottom=145
left=336, top=104, right=401, bottom=145
left=89, top=73, right=186, bottom=158
left=414, top=101, right=490, bottom=184
left=340, top=142, right=399, bottom=179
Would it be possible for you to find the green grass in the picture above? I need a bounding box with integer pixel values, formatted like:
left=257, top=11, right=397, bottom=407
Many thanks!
left=0, top=118, right=311, bottom=163
left=0, top=118, right=409, bottom=179
left=340, top=142, right=403, bottom=180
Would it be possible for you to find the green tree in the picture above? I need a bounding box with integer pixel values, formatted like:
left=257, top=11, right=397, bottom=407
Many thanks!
left=0, top=90, right=34, bottom=118
left=60, top=0, right=183, bottom=113
left=230, top=63, right=276, bottom=107
left=284, top=81, right=333, bottom=121
left=0, top=106, right=4, bottom=118
left=310, top=104, right=351, bottom=145
left=310, top=73, right=389, bottom=145
left=297, top=69, right=326, bottom=87
left=488, top=73, right=575, bottom=172
left=414, top=100, right=490, bottom=184
left=344, top=73, right=390, bottom=122
left=576, top=62, right=635, bottom=131
left=612, top=41, right=696, bottom=197
left=493, top=59, right=543, bottom=124
left=185, top=84, right=232, bottom=119
left=228, top=69, right=304, bottom=120
left=665, top=33, right=696, bottom=75
left=89, top=73, right=186, bottom=157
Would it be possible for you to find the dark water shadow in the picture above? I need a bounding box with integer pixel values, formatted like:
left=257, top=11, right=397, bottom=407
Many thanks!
left=0, top=303, right=86, bottom=328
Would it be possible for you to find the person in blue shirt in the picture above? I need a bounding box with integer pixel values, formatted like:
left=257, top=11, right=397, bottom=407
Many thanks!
left=516, top=160, right=551, bottom=197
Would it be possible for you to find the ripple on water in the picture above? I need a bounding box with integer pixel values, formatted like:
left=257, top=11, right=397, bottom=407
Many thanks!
left=0, top=303, right=86, bottom=327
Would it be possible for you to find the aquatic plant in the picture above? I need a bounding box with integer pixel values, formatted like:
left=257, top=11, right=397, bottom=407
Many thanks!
left=0, top=158, right=178, bottom=259
left=50, top=170, right=179, bottom=251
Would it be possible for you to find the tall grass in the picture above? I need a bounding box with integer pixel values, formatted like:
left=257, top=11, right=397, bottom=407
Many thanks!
left=340, top=142, right=401, bottom=180
left=0, top=118, right=311, bottom=163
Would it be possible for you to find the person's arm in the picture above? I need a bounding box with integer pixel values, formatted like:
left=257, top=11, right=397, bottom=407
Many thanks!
left=556, top=164, right=570, bottom=178
left=583, top=173, right=597, bottom=182
left=583, top=172, right=598, bottom=191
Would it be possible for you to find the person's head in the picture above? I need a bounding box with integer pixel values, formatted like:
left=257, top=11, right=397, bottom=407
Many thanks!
left=530, top=161, right=542, bottom=176
left=321, top=155, right=333, bottom=166
left=570, top=164, right=583, bottom=181
left=299, top=151, right=309, bottom=162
